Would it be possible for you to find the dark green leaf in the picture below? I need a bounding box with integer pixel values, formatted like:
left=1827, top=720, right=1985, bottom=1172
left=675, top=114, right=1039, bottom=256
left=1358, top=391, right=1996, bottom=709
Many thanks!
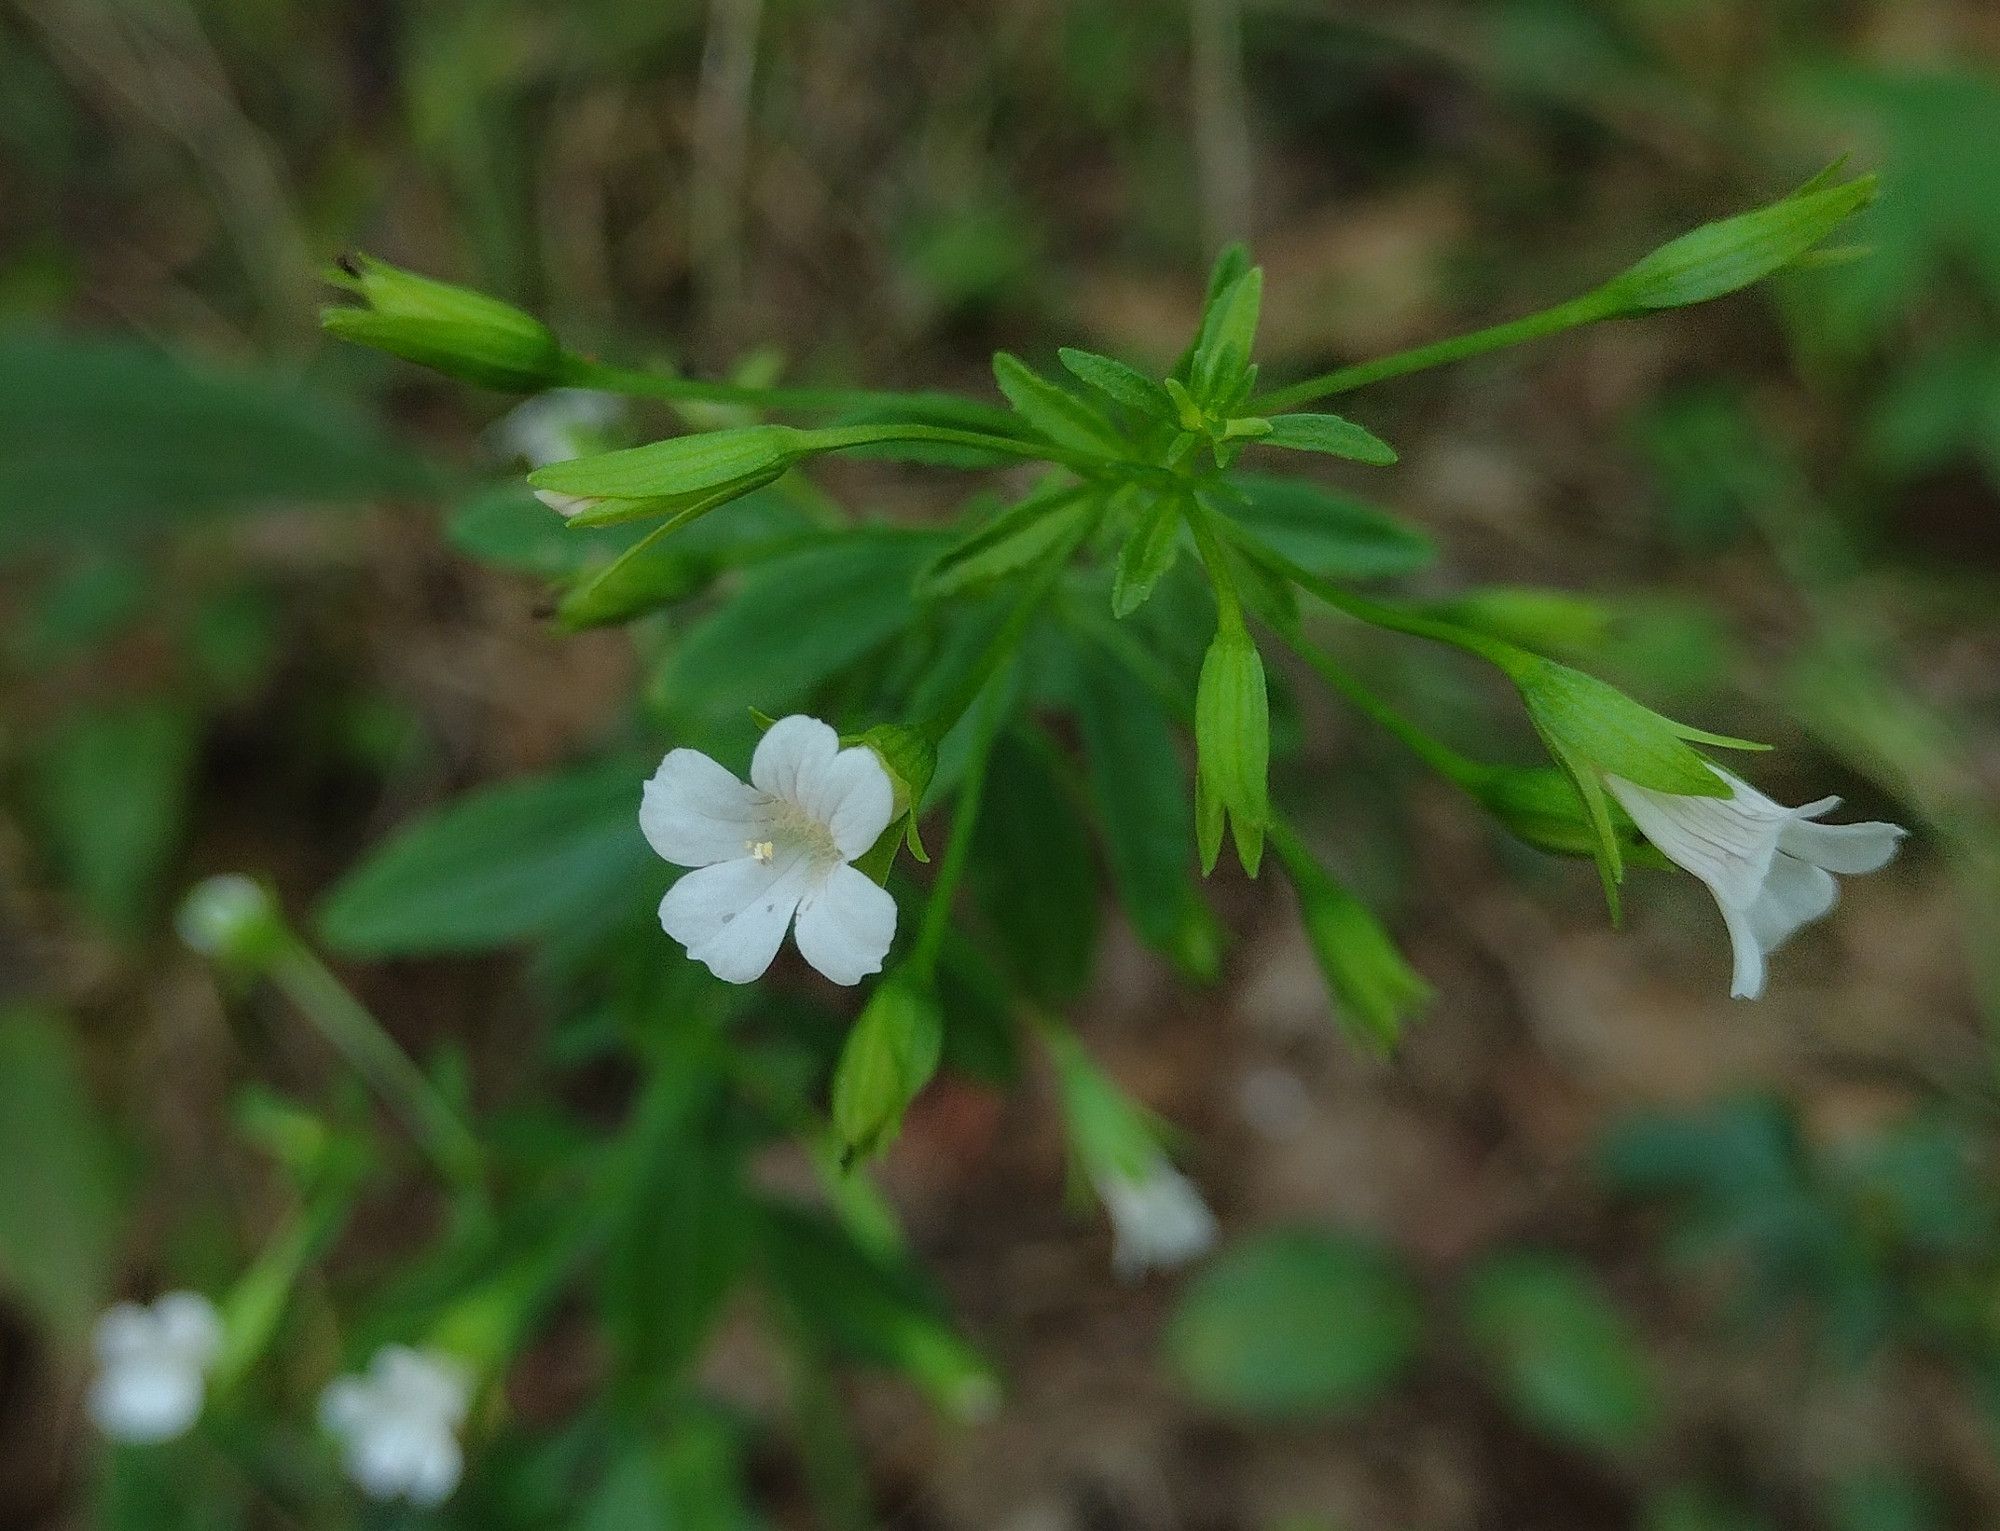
left=317, top=756, right=659, bottom=956
left=1168, top=1229, right=1421, bottom=1417
left=971, top=730, right=1099, bottom=1004
left=1111, top=492, right=1184, bottom=618
left=0, top=331, right=431, bottom=556
left=1219, top=475, right=1433, bottom=581
left=0, top=1009, right=123, bottom=1341
left=1461, top=1252, right=1663, bottom=1454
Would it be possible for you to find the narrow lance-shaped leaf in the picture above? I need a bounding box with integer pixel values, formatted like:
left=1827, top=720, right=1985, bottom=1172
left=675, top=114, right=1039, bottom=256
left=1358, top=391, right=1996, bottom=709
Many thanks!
left=991, top=353, right=1127, bottom=457
left=1058, top=347, right=1176, bottom=419
left=1259, top=411, right=1398, bottom=466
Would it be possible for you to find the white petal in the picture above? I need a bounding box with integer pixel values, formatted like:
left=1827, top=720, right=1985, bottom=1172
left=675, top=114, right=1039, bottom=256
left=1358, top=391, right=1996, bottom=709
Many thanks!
left=641, top=749, right=770, bottom=868
left=532, top=489, right=600, bottom=518
left=750, top=715, right=841, bottom=800
left=89, top=1360, right=204, bottom=1443
left=1778, top=816, right=1907, bottom=875
left=94, top=1303, right=154, bottom=1363
left=659, top=856, right=810, bottom=983
left=792, top=864, right=898, bottom=985
left=806, top=747, right=897, bottom=860
left=350, top=1420, right=428, bottom=1502
left=1719, top=899, right=1768, bottom=1000
left=151, top=1292, right=222, bottom=1369
left=402, top=1431, right=465, bottom=1507
left=1606, top=771, right=1788, bottom=909
left=1102, top=1161, right=1218, bottom=1279
left=319, top=1376, right=371, bottom=1434
left=1744, top=851, right=1839, bottom=957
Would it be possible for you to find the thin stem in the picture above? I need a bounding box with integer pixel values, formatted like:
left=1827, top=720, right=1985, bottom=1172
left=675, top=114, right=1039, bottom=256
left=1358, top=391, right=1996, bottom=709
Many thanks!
left=910, top=681, right=1010, bottom=979
left=560, top=354, right=1019, bottom=431
left=1283, top=635, right=1482, bottom=787
left=916, top=498, right=1101, bottom=740
left=267, top=940, right=484, bottom=1193
left=803, top=420, right=1113, bottom=476
left=1252, top=290, right=1622, bottom=413
left=1182, top=493, right=1246, bottom=631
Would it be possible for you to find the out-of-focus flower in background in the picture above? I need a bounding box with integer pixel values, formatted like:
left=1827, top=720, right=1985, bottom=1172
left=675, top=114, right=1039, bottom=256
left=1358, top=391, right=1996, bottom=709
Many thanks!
left=319, top=1345, right=472, bottom=1507
left=88, top=1292, right=223, bottom=1444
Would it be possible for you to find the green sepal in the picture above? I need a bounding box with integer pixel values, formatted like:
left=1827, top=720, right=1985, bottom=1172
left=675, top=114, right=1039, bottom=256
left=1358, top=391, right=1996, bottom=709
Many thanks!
left=830, top=973, right=944, bottom=1165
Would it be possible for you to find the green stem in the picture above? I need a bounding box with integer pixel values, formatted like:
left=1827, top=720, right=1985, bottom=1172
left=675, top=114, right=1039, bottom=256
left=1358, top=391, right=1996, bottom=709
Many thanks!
left=910, top=682, right=1010, bottom=980
left=267, top=940, right=484, bottom=1194
left=560, top=354, right=1017, bottom=431
left=1252, top=290, right=1622, bottom=413
left=1282, top=635, right=1482, bottom=787
left=802, top=420, right=1110, bottom=476
left=1220, top=518, right=1532, bottom=673
left=916, top=499, right=1100, bottom=740
left=1182, top=493, right=1246, bottom=631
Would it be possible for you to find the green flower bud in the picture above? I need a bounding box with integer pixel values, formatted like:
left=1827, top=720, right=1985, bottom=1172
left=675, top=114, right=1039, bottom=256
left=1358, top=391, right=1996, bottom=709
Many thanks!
left=830, top=972, right=944, bottom=1165
left=1467, top=765, right=1658, bottom=864
left=1273, top=832, right=1429, bottom=1052
left=1599, top=172, right=1876, bottom=314
left=176, top=874, right=286, bottom=967
left=1194, top=625, right=1270, bottom=876
left=322, top=253, right=561, bottom=393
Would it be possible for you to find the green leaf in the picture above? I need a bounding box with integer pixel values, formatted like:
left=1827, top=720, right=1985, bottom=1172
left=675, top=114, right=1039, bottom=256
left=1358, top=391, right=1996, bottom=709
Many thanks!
left=652, top=532, right=935, bottom=737
left=971, top=730, right=1100, bottom=1005
left=919, top=484, right=1094, bottom=600
left=0, top=331, right=432, bottom=557
left=317, top=755, right=659, bottom=956
left=529, top=424, right=804, bottom=500
left=1167, top=1229, right=1421, bottom=1418
left=1259, top=411, right=1398, bottom=466
left=1603, top=173, right=1879, bottom=312
left=1461, top=1252, right=1663, bottom=1454
left=30, top=702, right=199, bottom=936
left=990, top=352, right=1126, bottom=457
left=602, top=1078, right=749, bottom=1386
left=1073, top=645, right=1198, bottom=952
left=1111, top=491, right=1184, bottom=617
left=831, top=976, right=944, bottom=1163
left=1191, top=265, right=1264, bottom=406
left=757, top=1204, right=994, bottom=1418
left=447, top=484, right=648, bottom=578
left=1218, top=474, right=1433, bottom=580
left=0, top=1008, right=123, bottom=1341
left=1057, top=347, right=1175, bottom=419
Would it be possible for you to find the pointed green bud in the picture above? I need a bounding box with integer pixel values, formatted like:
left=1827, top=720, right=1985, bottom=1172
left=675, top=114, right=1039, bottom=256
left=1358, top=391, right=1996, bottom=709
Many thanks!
left=1514, top=657, right=1759, bottom=798
left=1194, top=625, right=1270, bottom=876
left=1273, top=832, right=1430, bottom=1052
left=322, top=253, right=561, bottom=392
left=831, top=972, right=944, bottom=1164
left=1599, top=172, right=1877, bottom=314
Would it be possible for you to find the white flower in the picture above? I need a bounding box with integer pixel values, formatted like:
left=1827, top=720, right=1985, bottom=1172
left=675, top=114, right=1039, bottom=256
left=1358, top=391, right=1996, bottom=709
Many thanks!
left=320, top=1345, right=471, bottom=1507
left=641, top=715, right=899, bottom=986
left=88, top=1291, right=223, bottom=1444
left=1607, top=766, right=1906, bottom=1000
left=490, top=387, right=621, bottom=518
left=1097, top=1157, right=1219, bottom=1279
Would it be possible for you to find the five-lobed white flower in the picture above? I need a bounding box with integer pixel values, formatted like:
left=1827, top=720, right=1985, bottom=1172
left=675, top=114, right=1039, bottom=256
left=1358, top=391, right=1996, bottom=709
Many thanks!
left=88, top=1291, right=223, bottom=1444
left=319, top=1345, right=472, bottom=1507
left=641, top=715, right=899, bottom=986
left=1097, top=1156, right=1219, bottom=1280
left=1606, top=765, right=1906, bottom=1000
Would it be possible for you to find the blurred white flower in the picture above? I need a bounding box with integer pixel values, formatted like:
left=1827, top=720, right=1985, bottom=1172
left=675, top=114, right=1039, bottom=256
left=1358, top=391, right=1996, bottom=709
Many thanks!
left=1097, top=1157, right=1218, bottom=1279
left=1607, top=766, right=1906, bottom=999
left=88, top=1291, right=222, bottom=1444
left=642, top=715, right=898, bottom=986
left=491, top=387, right=622, bottom=518
left=320, top=1345, right=471, bottom=1507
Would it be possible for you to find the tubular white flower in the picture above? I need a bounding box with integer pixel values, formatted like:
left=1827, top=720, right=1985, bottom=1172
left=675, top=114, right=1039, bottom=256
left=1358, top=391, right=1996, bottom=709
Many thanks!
left=1097, top=1157, right=1219, bottom=1279
left=88, top=1291, right=222, bottom=1444
left=642, top=715, right=898, bottom=986
left=491, top=388, right=622, bottom=519
left=319, top=1345, right=471, bottom=1507
left=1607, top=766, right=1906, bottom=1000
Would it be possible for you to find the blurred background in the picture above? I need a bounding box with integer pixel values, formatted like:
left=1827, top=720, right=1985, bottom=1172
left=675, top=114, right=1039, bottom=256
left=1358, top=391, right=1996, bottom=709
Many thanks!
left=3, top=1, right=1999, bottom=1527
